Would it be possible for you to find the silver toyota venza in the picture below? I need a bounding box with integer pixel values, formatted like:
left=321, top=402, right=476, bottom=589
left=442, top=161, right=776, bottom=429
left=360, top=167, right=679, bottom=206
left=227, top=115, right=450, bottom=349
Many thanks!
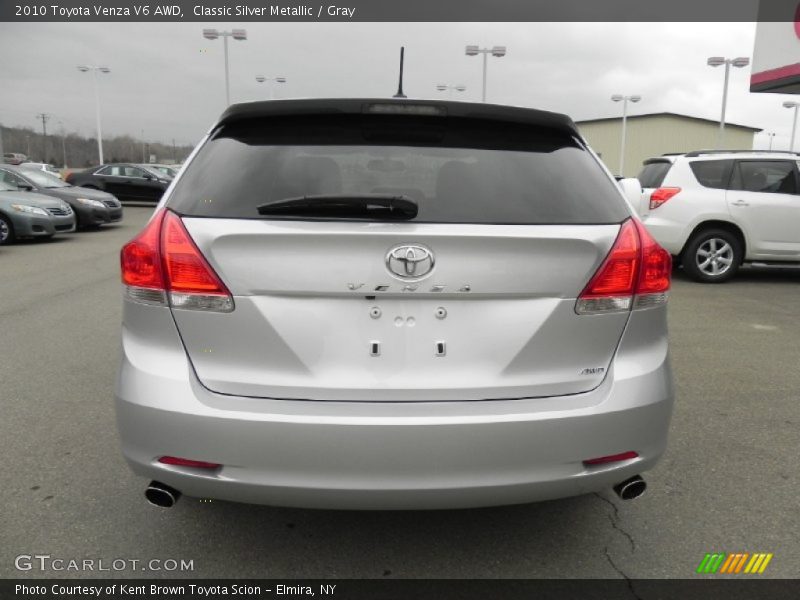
left=116, top=99, right=674, bottom=510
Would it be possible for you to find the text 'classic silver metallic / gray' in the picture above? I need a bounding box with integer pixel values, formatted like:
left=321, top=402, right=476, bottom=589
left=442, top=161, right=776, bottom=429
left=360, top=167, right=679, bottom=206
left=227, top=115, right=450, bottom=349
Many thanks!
left=115, top=99, right=674, bottom=510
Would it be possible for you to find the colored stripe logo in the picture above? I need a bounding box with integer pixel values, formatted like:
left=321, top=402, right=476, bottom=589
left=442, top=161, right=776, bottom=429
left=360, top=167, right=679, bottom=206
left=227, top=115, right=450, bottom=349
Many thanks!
left=696, top=553, right=773, bottom=574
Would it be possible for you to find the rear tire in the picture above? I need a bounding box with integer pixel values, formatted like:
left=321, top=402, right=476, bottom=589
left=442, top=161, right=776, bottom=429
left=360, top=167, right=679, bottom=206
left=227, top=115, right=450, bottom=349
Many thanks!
left=682, top=229, right=742, bottom=283
left=0, top=214, right=15, bottom=245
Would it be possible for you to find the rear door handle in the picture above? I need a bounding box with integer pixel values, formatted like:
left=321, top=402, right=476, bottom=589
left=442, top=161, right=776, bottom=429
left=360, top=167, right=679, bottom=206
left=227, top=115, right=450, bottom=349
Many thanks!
left=731, top=199, right=749, bottom=207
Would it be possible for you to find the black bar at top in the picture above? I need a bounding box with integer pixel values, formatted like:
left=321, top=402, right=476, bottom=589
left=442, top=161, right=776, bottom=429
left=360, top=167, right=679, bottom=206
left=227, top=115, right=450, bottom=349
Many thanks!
left=1, top=0, right=798, bottom=22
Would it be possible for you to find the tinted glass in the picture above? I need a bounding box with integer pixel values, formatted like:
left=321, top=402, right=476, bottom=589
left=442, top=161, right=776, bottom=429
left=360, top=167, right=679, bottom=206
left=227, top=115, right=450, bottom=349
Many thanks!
left=141, top=166, right=169, bottom=179
left=168, top=116, right=629, bottom=225
left=730, top=161, right=797, bottom=194
left=636, top=161, right=672, bottom=188
left=0, top=169, right=26, bottom=187
left=19, top=168, right=69, bottom=188
left=123, top=166, right=146, bottom=178
left=689, top=160, right=733, bottom=189
left=151, top=165, right=176, bottom=177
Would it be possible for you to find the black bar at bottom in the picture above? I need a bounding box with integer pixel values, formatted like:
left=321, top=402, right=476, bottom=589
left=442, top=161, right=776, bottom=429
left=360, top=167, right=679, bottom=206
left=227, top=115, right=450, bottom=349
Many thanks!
left=3, top=579, right=800, bottom=600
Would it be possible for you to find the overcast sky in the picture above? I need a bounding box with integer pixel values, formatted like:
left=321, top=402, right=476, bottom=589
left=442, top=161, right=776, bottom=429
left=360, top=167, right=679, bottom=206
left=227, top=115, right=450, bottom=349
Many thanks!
left=0, top=22, right=793, bottom=150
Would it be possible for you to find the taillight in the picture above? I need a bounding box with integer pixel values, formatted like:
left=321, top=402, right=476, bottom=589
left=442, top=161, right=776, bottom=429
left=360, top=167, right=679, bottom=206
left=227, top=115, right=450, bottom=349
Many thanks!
left=649, top=187, right=681, bottom=210
left=120, top=209, right=234, bottom=312
left=121, top=210, right=167, bottom=306
left=633, top=219, right=672, bottom=309
left=576, top=218, right=670, bottom=314
left=160, top=211, right=234, bottom=312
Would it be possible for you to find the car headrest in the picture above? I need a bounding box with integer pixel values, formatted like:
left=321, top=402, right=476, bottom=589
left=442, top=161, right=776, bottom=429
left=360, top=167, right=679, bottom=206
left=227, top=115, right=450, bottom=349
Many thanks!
left=272, top=156, right=343, bottom=199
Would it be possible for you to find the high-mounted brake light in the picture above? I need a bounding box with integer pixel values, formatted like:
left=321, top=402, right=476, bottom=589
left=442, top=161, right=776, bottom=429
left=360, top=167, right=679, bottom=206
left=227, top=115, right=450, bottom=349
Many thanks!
left=120, top=209, right=234, bottom=312
left=576, top=218, right=670, bottom=314
left=366, top=103, right=446, bottom=116
left=649, top=187, right=681, bottom=210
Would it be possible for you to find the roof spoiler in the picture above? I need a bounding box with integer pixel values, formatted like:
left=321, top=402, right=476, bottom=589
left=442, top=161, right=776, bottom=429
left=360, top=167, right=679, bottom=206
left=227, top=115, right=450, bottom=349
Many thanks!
left=214, top=98, right=581, bottom=137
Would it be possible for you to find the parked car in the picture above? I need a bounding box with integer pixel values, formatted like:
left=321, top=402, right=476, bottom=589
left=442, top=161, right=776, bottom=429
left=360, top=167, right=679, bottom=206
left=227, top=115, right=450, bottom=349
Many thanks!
left=117, top=99, right=674, bottom=510
left=637, top=150, right=800, bottom=282
left=0, top=165, right=123, bottom=229
left=20, top=162, right=62, bottom=178
left=66, top=163, right=171, bottom=203
left=0, top=180, right=75, bottom=244
left=3, top=152, right=27, bottom=165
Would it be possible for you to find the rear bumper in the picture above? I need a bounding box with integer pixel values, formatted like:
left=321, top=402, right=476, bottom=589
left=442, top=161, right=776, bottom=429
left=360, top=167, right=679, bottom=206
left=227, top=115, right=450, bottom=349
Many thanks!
left=641, top=215, right=688, bottom=256
left=115, top=305, right=674, bottom=510
left=118, top=391, right=671, bottom=510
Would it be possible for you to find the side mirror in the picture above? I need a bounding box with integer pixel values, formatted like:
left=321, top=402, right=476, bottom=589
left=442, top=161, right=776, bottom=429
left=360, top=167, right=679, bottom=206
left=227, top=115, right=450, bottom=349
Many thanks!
left=17, top=183, right=34, bottom=191
left=618, top=178, right=647, bottom=216
left=143, top=173, right=154, bottom=180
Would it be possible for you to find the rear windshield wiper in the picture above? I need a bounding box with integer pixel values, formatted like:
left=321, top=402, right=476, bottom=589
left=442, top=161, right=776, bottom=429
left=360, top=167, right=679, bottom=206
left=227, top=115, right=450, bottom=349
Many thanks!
left=256, top=194, right=418, bottom=220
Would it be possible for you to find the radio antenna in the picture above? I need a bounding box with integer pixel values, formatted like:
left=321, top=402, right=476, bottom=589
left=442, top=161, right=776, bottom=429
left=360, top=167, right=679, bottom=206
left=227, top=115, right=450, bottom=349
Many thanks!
left=393, top=46, right=407, bottom=98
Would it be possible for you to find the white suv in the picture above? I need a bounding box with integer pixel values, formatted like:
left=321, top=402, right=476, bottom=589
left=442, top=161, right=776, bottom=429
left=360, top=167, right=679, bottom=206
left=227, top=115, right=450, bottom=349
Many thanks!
left=637, top=150, right=800, bottom=282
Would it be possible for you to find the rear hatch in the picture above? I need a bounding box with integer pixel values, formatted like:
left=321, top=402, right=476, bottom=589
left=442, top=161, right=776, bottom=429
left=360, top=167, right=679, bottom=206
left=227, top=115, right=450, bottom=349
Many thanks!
left=162, top=102, right=633, bottom=401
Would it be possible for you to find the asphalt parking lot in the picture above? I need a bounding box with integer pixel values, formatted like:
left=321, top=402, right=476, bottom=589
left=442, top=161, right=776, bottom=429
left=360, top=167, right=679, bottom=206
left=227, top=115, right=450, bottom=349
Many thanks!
left=1, top=205, right=798, bottom=580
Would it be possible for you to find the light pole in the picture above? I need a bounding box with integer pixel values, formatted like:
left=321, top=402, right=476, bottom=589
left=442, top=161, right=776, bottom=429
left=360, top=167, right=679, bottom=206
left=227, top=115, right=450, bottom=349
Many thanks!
left=203, top=28, right=247, bottom=106
left=765, top=132, right=776, bottom=150
left=465, top=45, right=506, bottom=102
left=57, top=120, right=67, bottom=168
left=436, top=84, right=466, bottom=99
left=782, top=101, right=799, bottom=151
left=77, top=65, right=110, bottom=164
left=707, top=56, right=750, bottom=149
left=255, top=75, right=287, bottom=100
left=36, top=113, right=50, bottom=162
left=611, top=94, right=642, bottom=177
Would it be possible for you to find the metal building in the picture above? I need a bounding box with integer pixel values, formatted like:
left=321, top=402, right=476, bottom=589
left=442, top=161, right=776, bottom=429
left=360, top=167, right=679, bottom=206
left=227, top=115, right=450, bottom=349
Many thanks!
left=575, top=113, right=762, bottom=178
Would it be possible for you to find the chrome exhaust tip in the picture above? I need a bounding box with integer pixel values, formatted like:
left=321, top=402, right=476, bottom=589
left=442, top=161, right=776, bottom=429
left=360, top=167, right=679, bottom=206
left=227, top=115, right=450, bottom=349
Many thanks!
left=613, top=475, right=647, bottom=500
left=145, top=481, right=181, bottom=508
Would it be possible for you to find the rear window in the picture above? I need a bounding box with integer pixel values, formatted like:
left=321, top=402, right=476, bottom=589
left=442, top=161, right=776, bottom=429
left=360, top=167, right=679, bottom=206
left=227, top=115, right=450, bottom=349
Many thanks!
left=636, top=161, right=672, bottom=188
left=689, top=159, right=733, bottom=189
left=168, top=116, right=629, bottom=225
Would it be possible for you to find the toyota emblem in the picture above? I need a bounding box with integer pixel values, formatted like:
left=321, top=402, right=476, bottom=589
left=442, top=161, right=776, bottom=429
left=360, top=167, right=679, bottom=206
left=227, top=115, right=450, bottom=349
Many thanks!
left=385, top=244, right=435, bottom=281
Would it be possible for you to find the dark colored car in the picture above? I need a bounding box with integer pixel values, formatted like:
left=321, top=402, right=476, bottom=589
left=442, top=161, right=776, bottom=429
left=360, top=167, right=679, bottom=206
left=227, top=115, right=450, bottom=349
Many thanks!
left=0, top=165, right=123, bottom=229
left=66, top=163, right=171, bottom=203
